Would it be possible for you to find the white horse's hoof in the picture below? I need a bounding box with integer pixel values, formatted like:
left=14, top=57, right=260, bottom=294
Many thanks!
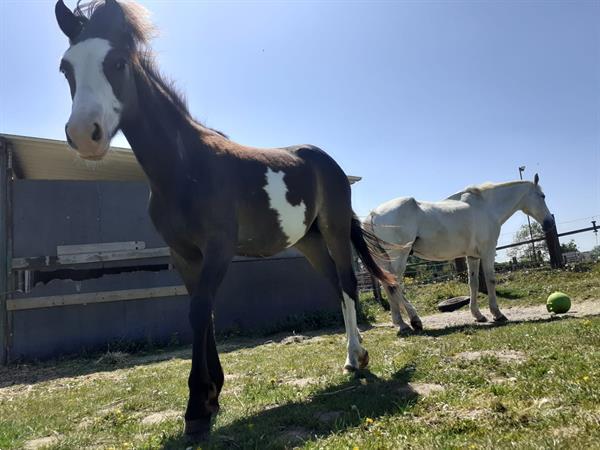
left=475, top=316, right=488, bottom=323
left=397, top=327, right=412, bottom=337
left=493, top=314, right=508, bottom=323
left=411, top=318, right=423, bottom=331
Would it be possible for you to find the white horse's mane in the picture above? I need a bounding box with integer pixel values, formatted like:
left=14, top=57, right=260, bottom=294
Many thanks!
left=446, top=181, right=533, bottom=201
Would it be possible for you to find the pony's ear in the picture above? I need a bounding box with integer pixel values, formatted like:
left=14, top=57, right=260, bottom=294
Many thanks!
left=100, top=0, right=131, bottom=43
left=534, top=173, right=540, bottom=185
left=55, top=0, right=83, bottom=41
left=104, top=0, right=127, bottom=26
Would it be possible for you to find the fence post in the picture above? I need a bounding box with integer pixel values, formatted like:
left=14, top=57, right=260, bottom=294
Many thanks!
left=370, top=275, right=385, bottom=308
left=545, top=216, right=563, bottom=269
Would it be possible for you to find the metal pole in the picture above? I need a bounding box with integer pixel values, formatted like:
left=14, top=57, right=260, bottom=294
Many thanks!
left=0, top=139, right=10, bottom=364
left=519, top=167, right=537, bottom=262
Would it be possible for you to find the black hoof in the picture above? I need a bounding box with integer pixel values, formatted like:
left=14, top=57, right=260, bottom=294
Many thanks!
left=475, top=316, right=488, bottom=323
left=185, top=418, right=211, bottom=442
left=411, top=318, right=423, bottom=332
left=359, top=350, right=369, bottom=369
left=493, top=314, right=508, bottom=323
left=343, top=364, right=358, bottom=373
left=397, top=328, right=412, bottom=337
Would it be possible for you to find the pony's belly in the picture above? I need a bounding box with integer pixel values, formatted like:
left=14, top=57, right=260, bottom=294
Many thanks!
left=235, top=222, right=304, bottom=257
left=236, top=211, right=308, bottom=256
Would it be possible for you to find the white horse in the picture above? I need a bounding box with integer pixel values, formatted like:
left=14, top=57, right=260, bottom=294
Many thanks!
left=364, top=174, right=554, bottom=332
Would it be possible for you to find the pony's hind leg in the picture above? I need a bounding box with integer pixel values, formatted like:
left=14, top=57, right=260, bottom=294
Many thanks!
left=481, top=254, right=507, bottom=322
left=467, top=257, right=487, bottom=322
left=295, top=227, right=367, bottom=372
left=319, top=226, right=369, bottom=371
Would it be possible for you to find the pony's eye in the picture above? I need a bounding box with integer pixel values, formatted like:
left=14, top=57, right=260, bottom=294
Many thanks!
left=115, top=59, right=126, bottom=71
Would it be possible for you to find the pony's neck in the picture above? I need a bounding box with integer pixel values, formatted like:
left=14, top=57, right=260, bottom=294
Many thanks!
left=483, top=182, right=531, bottom=225
left=120, top=63, right=203, bottom=196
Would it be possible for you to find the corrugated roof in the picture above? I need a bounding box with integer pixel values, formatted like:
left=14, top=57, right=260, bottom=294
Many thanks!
left=1, top=134, right=145, bottom=181
left=0, top=134, right=361, bottom=184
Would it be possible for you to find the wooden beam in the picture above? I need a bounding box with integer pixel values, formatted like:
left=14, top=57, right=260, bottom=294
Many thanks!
left=7, top=285, right=188, bottom=311
left=11, top=247, right=171, bottom=270
left=57, top=241, right=146, bottom=256
left=11, top=248, right=306, bottom=271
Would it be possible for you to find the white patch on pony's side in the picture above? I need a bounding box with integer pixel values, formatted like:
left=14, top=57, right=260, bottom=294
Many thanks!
left=264, top=168, right=307, bottom=247
left=63, top=38, right=122, bottom=140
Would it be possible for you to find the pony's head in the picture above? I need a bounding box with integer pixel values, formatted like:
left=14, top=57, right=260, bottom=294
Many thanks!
left=55, top=0, right=151, bottom=160
left=521, top=174, right=554, bottom=231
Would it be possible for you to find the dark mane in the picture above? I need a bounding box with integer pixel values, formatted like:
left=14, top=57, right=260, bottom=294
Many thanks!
left=74, top=0, right=155, bottom=47
left=73, top=1, right=228, bottom=138
left=137, top=52, right=191, bottom=118
left=139, top=54, right=228, bottom=139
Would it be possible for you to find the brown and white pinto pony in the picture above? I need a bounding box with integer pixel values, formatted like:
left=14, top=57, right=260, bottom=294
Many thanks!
left=54, top=0, right=396, bottom=440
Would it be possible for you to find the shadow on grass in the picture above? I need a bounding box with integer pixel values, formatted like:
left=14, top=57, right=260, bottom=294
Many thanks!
left=160, top=366, right=419, bottom=450
left=0, top=325, right=370, bottom=391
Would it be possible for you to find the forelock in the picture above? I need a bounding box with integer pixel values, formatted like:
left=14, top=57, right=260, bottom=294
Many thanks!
left=74, top=0, right=156, bottom=49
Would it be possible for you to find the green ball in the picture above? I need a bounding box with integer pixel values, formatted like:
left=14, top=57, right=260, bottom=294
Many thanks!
left=547, top=292, right=571, bottom=314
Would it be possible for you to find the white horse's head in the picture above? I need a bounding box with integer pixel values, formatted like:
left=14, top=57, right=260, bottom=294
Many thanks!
left=520, top=174, right=554, bottom=231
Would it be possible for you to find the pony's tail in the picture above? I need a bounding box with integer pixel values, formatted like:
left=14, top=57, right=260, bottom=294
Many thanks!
left=350, top=213, right=398, bottom=288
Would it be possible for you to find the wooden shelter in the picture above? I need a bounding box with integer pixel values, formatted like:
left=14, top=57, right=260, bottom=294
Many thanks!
left=0, top=134, right=361, bottom=363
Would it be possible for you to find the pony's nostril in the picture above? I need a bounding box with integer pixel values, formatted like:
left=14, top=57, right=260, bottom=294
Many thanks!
left=91, top=123, right=102, bottom=142
left=65, top=123, right=77, bottom=149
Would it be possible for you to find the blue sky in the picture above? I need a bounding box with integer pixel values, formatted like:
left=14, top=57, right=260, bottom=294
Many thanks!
left=1, top=0, right=599, bottom=258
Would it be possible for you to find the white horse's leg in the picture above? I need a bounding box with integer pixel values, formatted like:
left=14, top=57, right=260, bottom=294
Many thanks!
left=383, top=284, right=412, bottom=334
left=399, top=291, right=423, bottom=331
left=467, top=257, right=487, bottom=322
left=384, top=251, right=414, bottom=334
left=391, top=252, right=423, bottom=331
left=481, top=255, right=507, bottom=322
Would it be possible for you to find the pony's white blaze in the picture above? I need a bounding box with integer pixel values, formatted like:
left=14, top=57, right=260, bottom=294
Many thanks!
left=264, top=168, right=307, bottom=246
left=63, top=38, right=121, bottom=154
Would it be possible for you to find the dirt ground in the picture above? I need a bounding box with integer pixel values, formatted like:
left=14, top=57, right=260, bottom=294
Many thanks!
left=375, top=298, right=600, bottom=330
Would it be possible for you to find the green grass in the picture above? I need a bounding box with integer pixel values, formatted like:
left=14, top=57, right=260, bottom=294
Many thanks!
left=1, top=264, right=599, bottom=450
left=397, top=262, right=600, bottom=317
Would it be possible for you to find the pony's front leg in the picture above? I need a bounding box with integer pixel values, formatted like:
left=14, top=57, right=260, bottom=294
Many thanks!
left=481, top=255, right=507, bottom=322
left=182, top=239, right=233, bottom=440
left=467, top=257, right=487, bottom=322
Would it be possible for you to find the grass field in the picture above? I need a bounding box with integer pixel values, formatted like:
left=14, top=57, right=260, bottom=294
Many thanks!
left=1, top=264, right=599, bottom=449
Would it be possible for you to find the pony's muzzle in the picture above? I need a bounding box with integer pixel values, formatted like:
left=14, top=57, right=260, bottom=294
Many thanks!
left=65, top=113, right=108, bottom=160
